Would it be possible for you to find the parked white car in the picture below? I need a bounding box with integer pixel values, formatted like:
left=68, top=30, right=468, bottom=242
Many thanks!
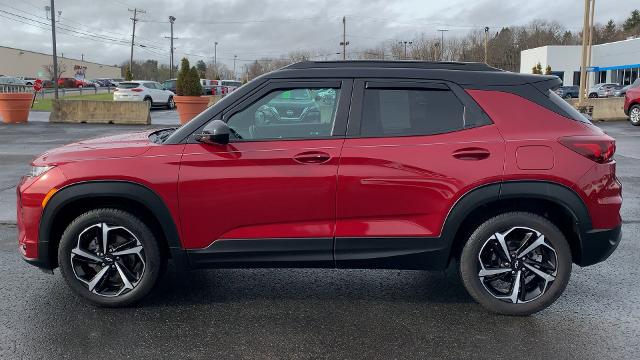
left=114, top=81, right=175, bottom=109
left=0, top=75, right=26, bottom=85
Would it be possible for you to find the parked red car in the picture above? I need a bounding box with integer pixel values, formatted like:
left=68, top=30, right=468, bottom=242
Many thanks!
left=624, top=86, right=640, bottom=125
left=18, top=61, right=621, bottom=315
left=56, top=77, right=91, bottom=88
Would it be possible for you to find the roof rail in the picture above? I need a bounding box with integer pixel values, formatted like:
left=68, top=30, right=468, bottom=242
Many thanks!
left=283, top=60, right=501, bottom=72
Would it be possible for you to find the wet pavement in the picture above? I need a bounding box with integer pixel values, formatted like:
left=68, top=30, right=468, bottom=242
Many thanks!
left=0, top=120, right=638, bottom=359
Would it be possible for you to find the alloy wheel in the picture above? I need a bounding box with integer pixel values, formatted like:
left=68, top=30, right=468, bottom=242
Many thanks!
left=70, top=223, right=146, bottom=297
left=477, top=226, right=558, bottom=304
left=631, top=107, right=640, bottom=124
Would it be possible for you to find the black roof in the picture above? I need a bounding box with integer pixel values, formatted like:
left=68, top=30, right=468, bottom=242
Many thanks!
left=284, top=60, right=501, bottom=72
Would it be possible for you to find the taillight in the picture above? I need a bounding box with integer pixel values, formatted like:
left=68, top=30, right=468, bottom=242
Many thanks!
left=131, top=88, right=143, bottom=92
left=114, top=88, right=119, bottom=92
left=559, top=135, right=616, bottom=164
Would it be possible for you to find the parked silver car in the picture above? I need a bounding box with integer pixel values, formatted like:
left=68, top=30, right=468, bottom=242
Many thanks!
left=588, top=83, right=618, bottom=98
left=0, top=75, right=26, bottom=85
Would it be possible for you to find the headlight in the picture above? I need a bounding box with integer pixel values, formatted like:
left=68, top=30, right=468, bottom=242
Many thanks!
left=29, top=165, right=54, bottom=178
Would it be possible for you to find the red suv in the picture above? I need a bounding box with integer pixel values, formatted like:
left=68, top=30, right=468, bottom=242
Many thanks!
left=624, top=86, right=640, bottom=125
left=18, top=61, right=622, bottom=315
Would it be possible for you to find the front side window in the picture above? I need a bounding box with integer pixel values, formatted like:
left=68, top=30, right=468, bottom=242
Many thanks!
left=360, top=87, right=465, bottom=137
left=226, top=87, right=341, bottom=141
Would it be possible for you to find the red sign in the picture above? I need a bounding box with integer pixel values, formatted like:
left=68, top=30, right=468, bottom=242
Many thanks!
left=33, top=79, right=43, bottom=92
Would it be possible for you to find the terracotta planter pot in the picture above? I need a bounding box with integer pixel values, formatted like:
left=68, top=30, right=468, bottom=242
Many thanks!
left=174, top=96, right=210, bottom=124
left=0, top=92, right=32, bottom=124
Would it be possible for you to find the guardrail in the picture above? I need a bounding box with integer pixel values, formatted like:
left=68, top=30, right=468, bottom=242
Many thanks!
left=0, top=83, right=33, bottom=93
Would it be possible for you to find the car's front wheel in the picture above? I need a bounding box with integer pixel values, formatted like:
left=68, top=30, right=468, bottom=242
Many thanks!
left=58, top=208, right=164, bottom=307
left=459, top=212, right=572, bottom=316
left=629, top=104, right=640, bottom=126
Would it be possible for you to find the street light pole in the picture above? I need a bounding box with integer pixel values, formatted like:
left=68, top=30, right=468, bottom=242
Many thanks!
left=437, top=29, right=449, bottom=61
left=168, top=16, right=176, bottom=78
left=398, top=41, right=412, bottom=60
left=233, top=55, right=237, bottom=80
left=214, top=42, right=218, bottom=75
left=484, top=27, right=489, bottom=64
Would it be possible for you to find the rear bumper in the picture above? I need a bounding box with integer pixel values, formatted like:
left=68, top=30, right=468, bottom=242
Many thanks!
left=576, top=224, right=622, bottom=267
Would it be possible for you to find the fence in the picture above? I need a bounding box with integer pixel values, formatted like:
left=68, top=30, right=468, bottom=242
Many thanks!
left=0, top=83, right=33, bottom=93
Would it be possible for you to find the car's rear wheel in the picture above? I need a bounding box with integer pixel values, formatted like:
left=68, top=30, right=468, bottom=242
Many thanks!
left=459, top=212, right=571, bottom=316
left=167, top=96, right=175, bottom=110
left=144, top=97, right=152, bottom=108
left=58, top=208, right=164, bottom=307
left=588, top=93, right=598, bottom=98
left=629, top=104, right=640, bottom=126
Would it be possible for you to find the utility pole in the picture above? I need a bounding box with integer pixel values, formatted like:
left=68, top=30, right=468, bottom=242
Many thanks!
left=128, top=8, right=145, bottom=77
left=233, top=55, right=237, bottom=80
left=47, top=0, right=59, bottom=99
left=578, top=0, right=591, bottom=104
left=340, top=16, right=349, bottom=60
left=586, top=0, right=595, bottom=86
left=437, top=29, right=449, bottom=61
left=398, top=41, right=413, bottom=60
left=484, top=27, right=489, bottom=64
left=166, top=16, right=176, bottom=78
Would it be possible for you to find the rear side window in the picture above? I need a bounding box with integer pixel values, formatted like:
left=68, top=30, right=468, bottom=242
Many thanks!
left=548, top=90, right=590, bottom=123
left=361, top=88, right=465, bottom=137
left=119, top=83, right=140, bottom=89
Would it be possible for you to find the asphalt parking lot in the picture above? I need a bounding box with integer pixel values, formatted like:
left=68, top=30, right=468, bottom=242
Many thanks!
left=0, top=121, right=639, bottom=359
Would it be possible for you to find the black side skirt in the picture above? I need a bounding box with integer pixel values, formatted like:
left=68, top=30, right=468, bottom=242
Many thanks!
left=186, top=237, right=449, bottom=270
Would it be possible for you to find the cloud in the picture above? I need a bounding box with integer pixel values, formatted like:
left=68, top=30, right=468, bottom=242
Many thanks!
left=0, top=0, right=635, bottom=68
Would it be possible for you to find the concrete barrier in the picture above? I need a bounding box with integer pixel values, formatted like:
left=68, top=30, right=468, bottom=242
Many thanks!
left=568, top=97, right=627, bottom=121
left=49, top=100, right=151, bottom=124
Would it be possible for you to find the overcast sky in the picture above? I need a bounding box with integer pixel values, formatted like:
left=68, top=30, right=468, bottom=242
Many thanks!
left=0, top=0, right=635, bottom=69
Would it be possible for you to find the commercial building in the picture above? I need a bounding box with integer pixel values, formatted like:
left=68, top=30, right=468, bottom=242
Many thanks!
left=0, top=46, right=120, bottom=80
left=520, top=37, right=640, bottom=86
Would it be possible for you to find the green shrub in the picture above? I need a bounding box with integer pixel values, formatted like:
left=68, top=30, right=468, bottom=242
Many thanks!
left=125, top=66, right=133, bottom=81
left=176, top=58, right=202, bottom=96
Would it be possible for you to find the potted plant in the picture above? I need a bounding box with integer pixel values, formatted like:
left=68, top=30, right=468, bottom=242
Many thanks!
left=0, top=83, right=33, bottom=124
left=174, top=58, right=208, bottom=124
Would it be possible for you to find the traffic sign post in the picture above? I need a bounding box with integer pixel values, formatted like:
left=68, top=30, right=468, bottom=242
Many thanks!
left=31, top=79, right=43, bottom=108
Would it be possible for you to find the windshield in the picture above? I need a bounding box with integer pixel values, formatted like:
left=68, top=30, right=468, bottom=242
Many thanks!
left=548, top=90, right=590, bottom=123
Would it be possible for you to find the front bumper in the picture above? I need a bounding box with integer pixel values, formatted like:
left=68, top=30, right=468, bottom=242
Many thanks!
left=577, top=224, right=622, bottom=266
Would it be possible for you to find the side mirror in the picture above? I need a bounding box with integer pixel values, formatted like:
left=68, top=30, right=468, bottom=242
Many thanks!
left=194, top=120, right=230, bottom=145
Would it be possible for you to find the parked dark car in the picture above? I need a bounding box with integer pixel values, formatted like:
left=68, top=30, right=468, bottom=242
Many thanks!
left=554, top=85, right=579, bottom=99
left=19, top=61, right=621, bottom=316
left=161, top=79, right=177, bottom=93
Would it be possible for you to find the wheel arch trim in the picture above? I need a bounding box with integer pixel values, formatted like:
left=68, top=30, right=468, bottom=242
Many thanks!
left=441, top=180, right=592, bottom=264
left=38, top=180, right=187, bottom=270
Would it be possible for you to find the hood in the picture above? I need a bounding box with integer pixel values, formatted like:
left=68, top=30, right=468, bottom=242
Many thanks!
left=35, top=130, right=156, bottom=164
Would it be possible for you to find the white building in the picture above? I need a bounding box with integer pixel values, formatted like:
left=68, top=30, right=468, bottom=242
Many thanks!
left=520, top=37, right=640, bottom=86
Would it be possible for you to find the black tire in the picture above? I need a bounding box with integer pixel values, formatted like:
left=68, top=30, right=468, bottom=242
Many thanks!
left=563, top=94, right=572, bottom=99
left=588, top=93, right=598, bottom=98
left=58, top=208, right=164, bottom=307
left=166, top=96, right=175, bottom=110
left=144, top=97, right=152, bottom=108
left=629, top=104, right=640, bottom=126
left=459, top=212, right=572, bottom=316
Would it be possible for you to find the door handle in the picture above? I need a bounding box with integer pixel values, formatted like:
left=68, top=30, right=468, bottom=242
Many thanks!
left=452, top=147, right=490, bottom=160
left=293, top=151, right=331, bottom=164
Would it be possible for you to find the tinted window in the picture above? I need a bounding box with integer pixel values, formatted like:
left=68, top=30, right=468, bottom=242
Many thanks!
left=226, top=87, right=341, bottom=140
left=361, top=88, right=465, bottom=137
left=548, top=90, right=590, bottom=123
left=119, top=82, right=140, bottom=89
